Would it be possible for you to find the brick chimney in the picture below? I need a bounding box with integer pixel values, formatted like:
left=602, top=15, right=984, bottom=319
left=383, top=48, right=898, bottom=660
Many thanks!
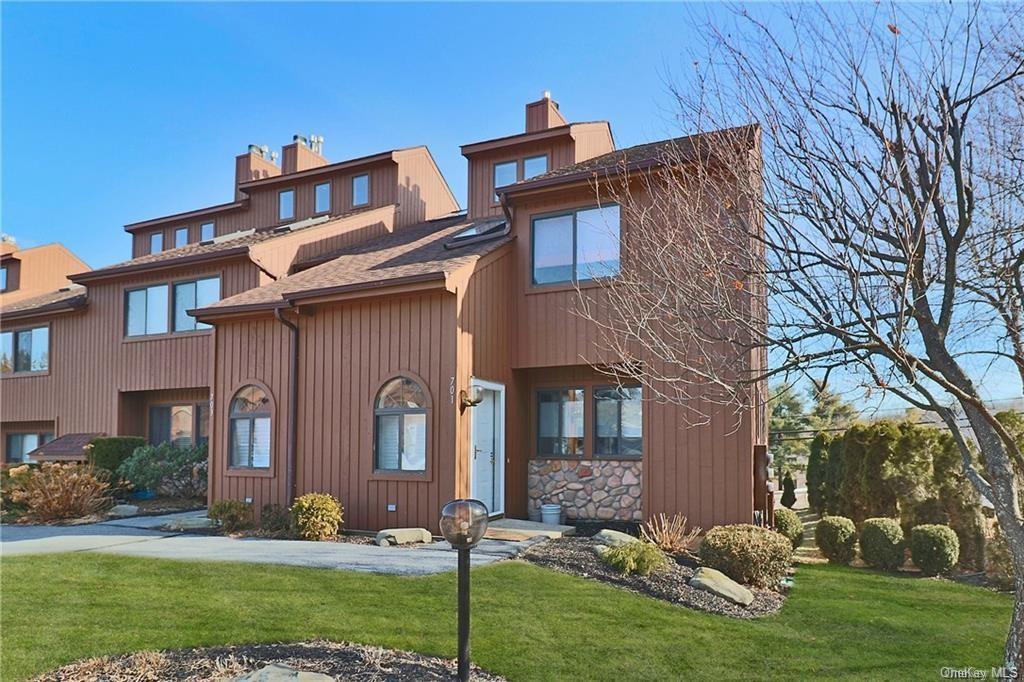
left=525, top=91, right=568, bottom=133
left=281, top=135, right=328, bottom=174
left=235, top=145, right=281, bottom=199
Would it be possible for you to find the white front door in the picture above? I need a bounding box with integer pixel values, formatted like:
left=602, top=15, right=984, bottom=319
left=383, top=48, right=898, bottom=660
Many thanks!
left=471, top=380, right=504, bottom=516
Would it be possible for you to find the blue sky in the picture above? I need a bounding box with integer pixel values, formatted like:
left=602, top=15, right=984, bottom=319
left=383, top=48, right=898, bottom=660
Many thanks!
left=2, top=2, right=703, bottom=268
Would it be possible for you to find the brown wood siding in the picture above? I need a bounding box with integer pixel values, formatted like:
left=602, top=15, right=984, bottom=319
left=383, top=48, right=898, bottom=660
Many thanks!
left=466, top=139, right=576, bottom=220
left=0, top=244, right=89, bottom=305
left=571, top=122, right=616, bottom=163
left=394, top=148, right=460, bottom=227
left=209, top=291, right=459, bottom=532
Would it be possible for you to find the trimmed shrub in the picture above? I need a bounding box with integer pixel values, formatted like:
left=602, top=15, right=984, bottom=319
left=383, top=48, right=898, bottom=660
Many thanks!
left=699, top=524, right=791, bottom=588
left=117, top=443, right=208, bottom=498
left=806, top=433, right=832, bottom=514
left=815, top=515, right=857, bottom=564
left=290, top=493, right=343, bottom=541
left=208, top=499, right=251, bottom=532
left=639, top=513, right=701, bottom=555
left=86, top=437, right=145, bottom=476
left=6, top=463, right=111, bottom=522
left=780, top=472, right=797, bottom=509
left=601, top=541, right=669, bottom=576
left=773, top=507, right=803, bottom=551
left=859, top=517, right=905, bottom=570
left=260, top=503, right=292, bottom=533
left=911, top=524, right=959, bottom=576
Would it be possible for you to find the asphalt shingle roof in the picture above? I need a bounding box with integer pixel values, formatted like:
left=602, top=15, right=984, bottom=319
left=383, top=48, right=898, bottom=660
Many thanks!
left=1, top=286, right=87, bottom=318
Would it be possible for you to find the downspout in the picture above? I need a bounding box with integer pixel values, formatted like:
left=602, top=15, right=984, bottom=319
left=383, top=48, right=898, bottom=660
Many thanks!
left=274, top=306, right=299, bottom=505
left=498, top=190, right=514, bottom=226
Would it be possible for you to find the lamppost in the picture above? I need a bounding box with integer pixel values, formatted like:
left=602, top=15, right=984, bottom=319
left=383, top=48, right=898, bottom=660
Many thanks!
left=439, top=498, right=489, bottom=682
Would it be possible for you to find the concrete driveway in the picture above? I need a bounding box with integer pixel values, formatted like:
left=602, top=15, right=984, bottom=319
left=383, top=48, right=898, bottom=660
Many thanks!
left=0, top=512, right=537, bottom=576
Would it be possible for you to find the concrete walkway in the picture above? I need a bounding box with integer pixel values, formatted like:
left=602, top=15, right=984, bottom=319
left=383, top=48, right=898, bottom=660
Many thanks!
left=1, top=512, right=540, bottom=576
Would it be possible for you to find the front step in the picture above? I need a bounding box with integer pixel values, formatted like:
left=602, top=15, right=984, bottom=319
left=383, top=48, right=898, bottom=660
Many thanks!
left=484, top=518, right=575, bottom=541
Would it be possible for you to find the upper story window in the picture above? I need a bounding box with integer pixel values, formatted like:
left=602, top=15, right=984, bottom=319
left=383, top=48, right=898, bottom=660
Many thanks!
left=173, top=277, right=220, bottom=332
left=493, top=161, right=517, bottom=202
left=150, top=232, right=163, bottom=254
left=352, top=174, right=369, bottom=207
left=279, top=189, right=295, bottom=221
left=229, top=384, right=271, bottom=469
left=374, top=377, right=428, bottom=472
left=200, top=222, right=215, bottom=242
left=532, top=204, right=621, bottom=285
left=174, top=227, right=189, bottom=248
left=594, top=386, right=642, bottom=457
left=314, top=182, right=331, bottom=214
left=125, top=285, right=169, bottom=337
left=537, top=388, right=584, bottom=457
left=0, top=267, right=7, bottom=291
left=523, top=155, right=548, bottom=179
left=1, top=325, right=49, bottom=374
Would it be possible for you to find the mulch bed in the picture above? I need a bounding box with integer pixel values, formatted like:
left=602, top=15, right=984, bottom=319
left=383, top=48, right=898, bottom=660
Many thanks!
left=167, top=525, right=379, bottom=545
left=521, top=537, right=786, bottom=619
left=32, top=640, right=504, bottom=681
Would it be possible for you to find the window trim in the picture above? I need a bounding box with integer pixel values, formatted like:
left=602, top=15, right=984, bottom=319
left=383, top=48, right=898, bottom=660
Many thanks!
left=174, top=226, right=189, bottom=249
left=313, top=181, right=332, bottom=215
left=200, top=221, right=215, bottom=242
left=523, top=154, right=549, bottom=180
left=351, top=173, right=370, bottom=208
left=123, top=272, right=221, bottom=341
left=492, top=159, right=519, bottom=205
left=278, top=188, right=296, bottom=222
left=149, top=231, right=164, bottom=254
left=530, top=203, right=621, bottom=287
left=227, top=383, right=273, bottom=472
left=535, top=386, right=586, bottom=459
left=1, top=323, right=51, bottom=377
left=172, top=276, right=220, bottom=332
left=370, top=372, right=433, bottom=481
left=592, top=384, right=643, bottom=459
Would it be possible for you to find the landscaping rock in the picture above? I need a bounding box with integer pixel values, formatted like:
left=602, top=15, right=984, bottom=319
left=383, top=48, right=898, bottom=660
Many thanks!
left=375, top=527, right=433, bottom=546
left=233, top=663, right=334, bottom=681
left=164, top=516, right=216, bottom=531
left=593, top=529, right=638, bottom=546
left=592, top=543, right=610, bottom=559
left=689, top=567, right=754, bottom=607
left=108, top=504, right=139, bottom=518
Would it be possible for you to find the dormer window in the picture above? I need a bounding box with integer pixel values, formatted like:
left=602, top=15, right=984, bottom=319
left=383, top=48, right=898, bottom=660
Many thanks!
left=524, top=154, right=548, bottom=179
left=493, top=161, right=517, bottom=202
left=200, top=222, right=215, bottom=242
left=279, top=189, right=295, bottom=221
left=175, top=227, right=189, bottom=248
left=352, top=174, right=369, bottom=207
left=315, top=182, right=331, bottom=214
left=0, top=267, right=7, bottom=292
left=150, top=232, right=163, bottom=254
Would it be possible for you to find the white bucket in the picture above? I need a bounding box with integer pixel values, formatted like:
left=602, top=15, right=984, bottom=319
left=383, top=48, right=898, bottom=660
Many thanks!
left=540, top=503, right=562, bottom=526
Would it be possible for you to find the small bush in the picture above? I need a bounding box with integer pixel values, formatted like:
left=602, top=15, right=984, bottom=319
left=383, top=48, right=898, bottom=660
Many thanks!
left=290, top=493, right=343, bottom=541
left=86, top=437, right=145, bottom=476
left=859, top=518, right=905, bottom=570
left=6, top=463, right=111, bottom=522
left=208, top=499, right=251, bottom=532
left=601, top=541, right=669, bottom=576
left=781, top=472, right=797, bottom=509
left=260, top=503, right=292, bottom=533
left=815, top=515, right=857, bottom=564
left=911, top=524, right=959, bottom=576
left=639, top=513, right=701, bottom=555
left=117, top=443, right=208, bottom=498
left=1, top=464, right=38, bottom=520
left=699, top=524, right=791, bottom=588
left=773, top=507, right=803, bottom=551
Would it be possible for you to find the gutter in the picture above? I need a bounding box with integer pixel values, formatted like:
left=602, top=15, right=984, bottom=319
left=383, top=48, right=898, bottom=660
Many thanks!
left=274, top=307, right=300, bottom=506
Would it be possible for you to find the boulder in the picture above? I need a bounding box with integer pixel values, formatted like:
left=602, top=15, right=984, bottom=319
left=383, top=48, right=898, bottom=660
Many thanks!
left=592, top=543, right=610, bottom=559
left=592, top=529, right=638, bottom=546
left=232, top=663, right=334, bottom=681
left=375, top=527, right=433, bottom=547
left=164, top=516, right=216, bottom=531
left=108, top=504, right=139, bottom=518
left=689, top=567, right=754, bottom=606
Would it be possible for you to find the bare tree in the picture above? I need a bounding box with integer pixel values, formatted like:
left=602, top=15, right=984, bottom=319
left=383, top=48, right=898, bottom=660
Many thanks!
left=576, top=3, right=1024, bottom=668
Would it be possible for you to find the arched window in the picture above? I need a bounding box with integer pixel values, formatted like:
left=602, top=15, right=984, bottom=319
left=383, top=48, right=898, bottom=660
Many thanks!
left=229, top=384, right=271, bottom=469
left=374, top=377, right=428, bottom=472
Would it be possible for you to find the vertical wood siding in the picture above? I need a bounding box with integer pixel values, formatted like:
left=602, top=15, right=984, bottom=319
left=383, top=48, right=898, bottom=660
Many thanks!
left=465, top=139, right=576, bottom=219
left=0, top=244, right=90, bottom=306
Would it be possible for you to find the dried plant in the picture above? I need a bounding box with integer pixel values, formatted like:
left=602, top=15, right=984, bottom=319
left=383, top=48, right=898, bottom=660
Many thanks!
left=7, top=463, right=111, bottom=522
left=640, top=513, right=702, bottom=556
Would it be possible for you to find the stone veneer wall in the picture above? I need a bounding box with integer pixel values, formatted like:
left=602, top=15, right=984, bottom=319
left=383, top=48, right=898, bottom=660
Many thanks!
left=528, top=459, right=642, bottom=522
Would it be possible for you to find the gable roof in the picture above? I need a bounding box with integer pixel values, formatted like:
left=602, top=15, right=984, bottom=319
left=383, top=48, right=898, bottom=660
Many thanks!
left=1, top=286, right=88, bottom=321
left=197, top=214, right=512, bottom=316
left=27, top=433, right=105, bottom=461
left=498, top=124, right=760, bottom=195
left=72, top=209, right=378, bottom=283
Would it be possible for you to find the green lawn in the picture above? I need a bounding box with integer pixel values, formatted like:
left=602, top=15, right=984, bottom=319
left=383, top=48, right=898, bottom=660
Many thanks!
left=0, top=554, right=1011, bottom=681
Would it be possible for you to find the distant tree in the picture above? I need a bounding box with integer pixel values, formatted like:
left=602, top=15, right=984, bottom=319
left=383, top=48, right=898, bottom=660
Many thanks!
left=807, top=386, right=858, bottom=436
left=769, top=383, right=809, bottom=480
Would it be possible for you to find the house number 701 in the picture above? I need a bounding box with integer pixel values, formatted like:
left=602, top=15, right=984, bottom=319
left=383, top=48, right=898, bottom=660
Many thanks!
left=449, top=377, right=456, bottom=405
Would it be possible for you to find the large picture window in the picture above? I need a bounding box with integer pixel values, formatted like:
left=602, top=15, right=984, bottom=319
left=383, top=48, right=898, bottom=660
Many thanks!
left=173, top=277, right=220, bottom=332
left=374, top=377, right=428, bottom=472
left=0, top=326, right=49, bottom=374
left=5, top=432, right=53, bottom=463
left=594, top=386, right=642, bottom=457
left=229, top=385, right=271, bottom=468
left=537, top=388, right=585, bottom=457
left=532, top=204, right=620, bottom=285
left=125, top=285, right=169, bottom=337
